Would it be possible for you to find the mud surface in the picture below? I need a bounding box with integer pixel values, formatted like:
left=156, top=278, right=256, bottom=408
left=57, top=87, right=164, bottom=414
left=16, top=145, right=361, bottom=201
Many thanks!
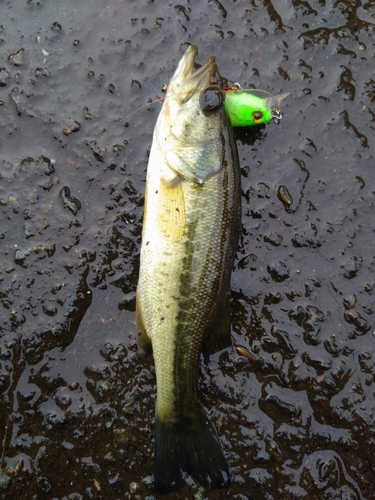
left=1, top=1, right=375, bottom=499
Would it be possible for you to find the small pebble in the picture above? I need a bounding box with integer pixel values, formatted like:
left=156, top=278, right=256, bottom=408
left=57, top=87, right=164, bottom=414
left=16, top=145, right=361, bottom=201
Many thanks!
left=129, top=481, right=139, bottom=493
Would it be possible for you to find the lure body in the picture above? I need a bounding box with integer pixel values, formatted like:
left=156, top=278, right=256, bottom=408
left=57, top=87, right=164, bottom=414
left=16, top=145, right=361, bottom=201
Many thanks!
left=224, top=90, right=289, bottom=127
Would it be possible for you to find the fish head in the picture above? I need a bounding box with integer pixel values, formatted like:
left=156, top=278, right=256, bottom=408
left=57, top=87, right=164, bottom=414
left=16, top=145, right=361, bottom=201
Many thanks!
left=163, top=44, right=224, bottom=134
left=157, top=45, right=226, bottom=184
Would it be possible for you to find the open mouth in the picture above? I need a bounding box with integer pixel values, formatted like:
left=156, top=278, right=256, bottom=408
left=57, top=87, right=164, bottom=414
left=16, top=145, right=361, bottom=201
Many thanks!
left=169, top=45, right=216, bottom=89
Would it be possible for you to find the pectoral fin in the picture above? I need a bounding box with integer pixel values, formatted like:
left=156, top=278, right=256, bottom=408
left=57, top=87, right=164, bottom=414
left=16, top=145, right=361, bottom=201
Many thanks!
left=157, top=177, right=186, bottom=241
left=202, top=291, right=232, bottom=359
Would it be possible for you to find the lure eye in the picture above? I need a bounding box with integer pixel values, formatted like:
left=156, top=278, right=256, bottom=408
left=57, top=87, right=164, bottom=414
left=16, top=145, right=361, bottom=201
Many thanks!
left=252, top=111, right=263, bottom=123
left=199, top=88, right=224, bottom=113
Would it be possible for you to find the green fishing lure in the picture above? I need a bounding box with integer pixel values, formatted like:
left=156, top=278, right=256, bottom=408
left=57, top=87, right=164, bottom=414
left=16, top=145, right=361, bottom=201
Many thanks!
left=161, top=83, right=288, bottom=128
left=224, top=88, right=289, bottom=127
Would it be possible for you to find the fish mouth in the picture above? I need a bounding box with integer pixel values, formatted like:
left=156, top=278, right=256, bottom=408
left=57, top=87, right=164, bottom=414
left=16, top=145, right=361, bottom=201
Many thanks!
left=167, top=45, right=219, bottom=100
left=168, top=45, right=199, bottom=87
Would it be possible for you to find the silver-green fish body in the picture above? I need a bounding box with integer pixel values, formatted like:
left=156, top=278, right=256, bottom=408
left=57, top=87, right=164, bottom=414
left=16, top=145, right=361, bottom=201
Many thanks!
left=136, top=45, right=240, bottom=493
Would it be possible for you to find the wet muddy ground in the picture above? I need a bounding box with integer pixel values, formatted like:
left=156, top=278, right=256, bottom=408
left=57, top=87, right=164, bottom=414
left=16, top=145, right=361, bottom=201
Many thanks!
left=1, top=0, right=375, bottom=499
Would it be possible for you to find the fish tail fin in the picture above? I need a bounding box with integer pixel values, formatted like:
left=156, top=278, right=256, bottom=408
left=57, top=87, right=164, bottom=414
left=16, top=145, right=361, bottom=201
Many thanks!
left=154, top=405, right=231, bottom=493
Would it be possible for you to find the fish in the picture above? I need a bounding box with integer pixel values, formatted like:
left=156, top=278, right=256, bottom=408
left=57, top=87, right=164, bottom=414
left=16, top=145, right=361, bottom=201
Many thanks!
left=136, top=45, right=241, bottom=493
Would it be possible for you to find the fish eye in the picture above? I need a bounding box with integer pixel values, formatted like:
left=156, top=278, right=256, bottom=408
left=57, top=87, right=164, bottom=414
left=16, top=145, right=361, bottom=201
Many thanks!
left=252, top=111, right=263, bottom=122
left=199, top=88, right=224, bottom=112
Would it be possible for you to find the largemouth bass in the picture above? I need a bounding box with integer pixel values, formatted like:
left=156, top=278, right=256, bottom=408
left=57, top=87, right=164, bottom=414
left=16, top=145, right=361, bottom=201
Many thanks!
left=136, top=45, right=241, bottom=493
